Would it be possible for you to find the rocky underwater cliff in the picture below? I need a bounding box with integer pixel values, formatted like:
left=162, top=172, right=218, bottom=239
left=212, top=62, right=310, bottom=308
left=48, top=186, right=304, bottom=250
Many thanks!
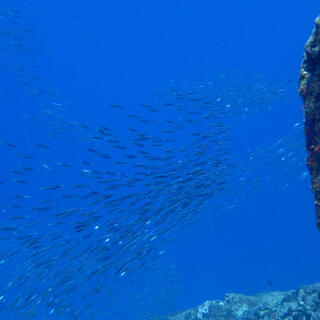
left=299, top=14, right=320, bottom=230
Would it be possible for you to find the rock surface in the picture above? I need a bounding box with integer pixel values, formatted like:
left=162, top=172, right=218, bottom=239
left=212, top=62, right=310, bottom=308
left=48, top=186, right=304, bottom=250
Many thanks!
left=167, top=283, right=320, bottom=320
left=299, top=15, right=320, bottom=230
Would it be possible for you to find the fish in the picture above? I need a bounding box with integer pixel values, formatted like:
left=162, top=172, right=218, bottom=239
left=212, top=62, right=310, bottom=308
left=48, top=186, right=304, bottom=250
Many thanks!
left=36, top=143, right=50, bottom=149
left=60, top=194, right=77, bottom=199
left=11, top=170, right=25, bottom=175
left=56, top=162, right=72, bottom=168
left=12, top=195, right=31, bottom=199
left=13, top=179, right=29, bottom=184
left=81, top=161, right=92, bottom=165
left=38, top=161, right=54, bottom=171
left=1, top=140, right=17, bottom=148
left=19, top=166, right=35, bottom=172
left=110, top=104, right=125, bottom=109
left=39, top=185, right=64, bottom=191
left=73, top=184, right=88, bottom=189
left=14, top=152, right=32, bottom=159
left=28, top=206, right=53, bottom=212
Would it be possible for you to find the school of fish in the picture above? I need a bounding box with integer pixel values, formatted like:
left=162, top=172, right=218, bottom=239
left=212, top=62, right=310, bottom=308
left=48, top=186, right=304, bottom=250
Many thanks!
left=0, top=8, right=307, bottom=320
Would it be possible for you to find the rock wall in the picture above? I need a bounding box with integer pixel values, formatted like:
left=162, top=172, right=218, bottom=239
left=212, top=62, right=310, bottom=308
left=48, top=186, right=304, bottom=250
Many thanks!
left=167, top=283, right=320, bottom=320
left=299, top=15, right=320, bottom=230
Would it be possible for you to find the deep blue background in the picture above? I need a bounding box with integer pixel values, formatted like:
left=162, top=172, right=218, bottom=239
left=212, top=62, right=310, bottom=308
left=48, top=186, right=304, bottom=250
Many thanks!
left=1, top=0, right=320, bottom=318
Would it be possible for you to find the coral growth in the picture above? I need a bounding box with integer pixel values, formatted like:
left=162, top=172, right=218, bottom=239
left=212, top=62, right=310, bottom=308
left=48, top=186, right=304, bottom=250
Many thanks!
left=299, top=15, right=320, bottom=230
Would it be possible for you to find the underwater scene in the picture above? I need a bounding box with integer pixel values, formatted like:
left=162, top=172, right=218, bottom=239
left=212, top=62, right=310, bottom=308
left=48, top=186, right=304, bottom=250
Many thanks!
left=0, top=1, right=320, bottom=319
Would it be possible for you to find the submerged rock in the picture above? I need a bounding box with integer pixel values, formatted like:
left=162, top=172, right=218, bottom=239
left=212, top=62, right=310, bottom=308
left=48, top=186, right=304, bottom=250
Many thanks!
left=299, top=15, right=320, bottom=230
left=167, top=283, right=320, bottom=320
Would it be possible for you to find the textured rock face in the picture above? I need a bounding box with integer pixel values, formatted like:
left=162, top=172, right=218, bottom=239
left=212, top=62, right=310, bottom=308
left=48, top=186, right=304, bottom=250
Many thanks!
left=167, top=283, right=320, bottom=320
left=299, top=15, right=320, bottom=230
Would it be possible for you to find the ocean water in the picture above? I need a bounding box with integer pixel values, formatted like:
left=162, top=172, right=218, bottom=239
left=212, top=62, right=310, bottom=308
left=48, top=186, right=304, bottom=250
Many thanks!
left=0, top=1, right=320, bottom=319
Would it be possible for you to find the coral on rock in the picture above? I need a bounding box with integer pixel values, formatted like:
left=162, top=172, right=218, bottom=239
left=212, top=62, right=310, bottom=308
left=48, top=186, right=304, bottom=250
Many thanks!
left=166, top=283, right=320, bottom=320
left=299, top=15, right=320, bottom=230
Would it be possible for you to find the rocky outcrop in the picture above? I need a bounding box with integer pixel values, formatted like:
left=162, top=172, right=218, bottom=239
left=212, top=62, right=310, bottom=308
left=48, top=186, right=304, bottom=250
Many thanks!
left=299, top=15, right=320, bottom=230
left=167, top=283, right=320, bottom=320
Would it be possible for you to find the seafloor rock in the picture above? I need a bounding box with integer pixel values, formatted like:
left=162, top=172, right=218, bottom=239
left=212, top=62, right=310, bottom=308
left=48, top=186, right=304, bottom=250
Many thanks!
left=167, top=283, right=320, bottom=320
left=299, top=15, right=320, bottom=230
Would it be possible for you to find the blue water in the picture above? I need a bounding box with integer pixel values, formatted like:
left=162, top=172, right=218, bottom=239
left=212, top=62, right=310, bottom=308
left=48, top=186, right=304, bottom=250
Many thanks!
left=0, top=1, right=320, bottom=319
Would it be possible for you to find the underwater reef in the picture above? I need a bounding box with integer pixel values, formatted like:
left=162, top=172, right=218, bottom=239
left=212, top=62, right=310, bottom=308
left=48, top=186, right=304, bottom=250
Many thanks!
left=167, top=283, right=320, bottom=320
left=299, top=15, right=320, bottom=230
